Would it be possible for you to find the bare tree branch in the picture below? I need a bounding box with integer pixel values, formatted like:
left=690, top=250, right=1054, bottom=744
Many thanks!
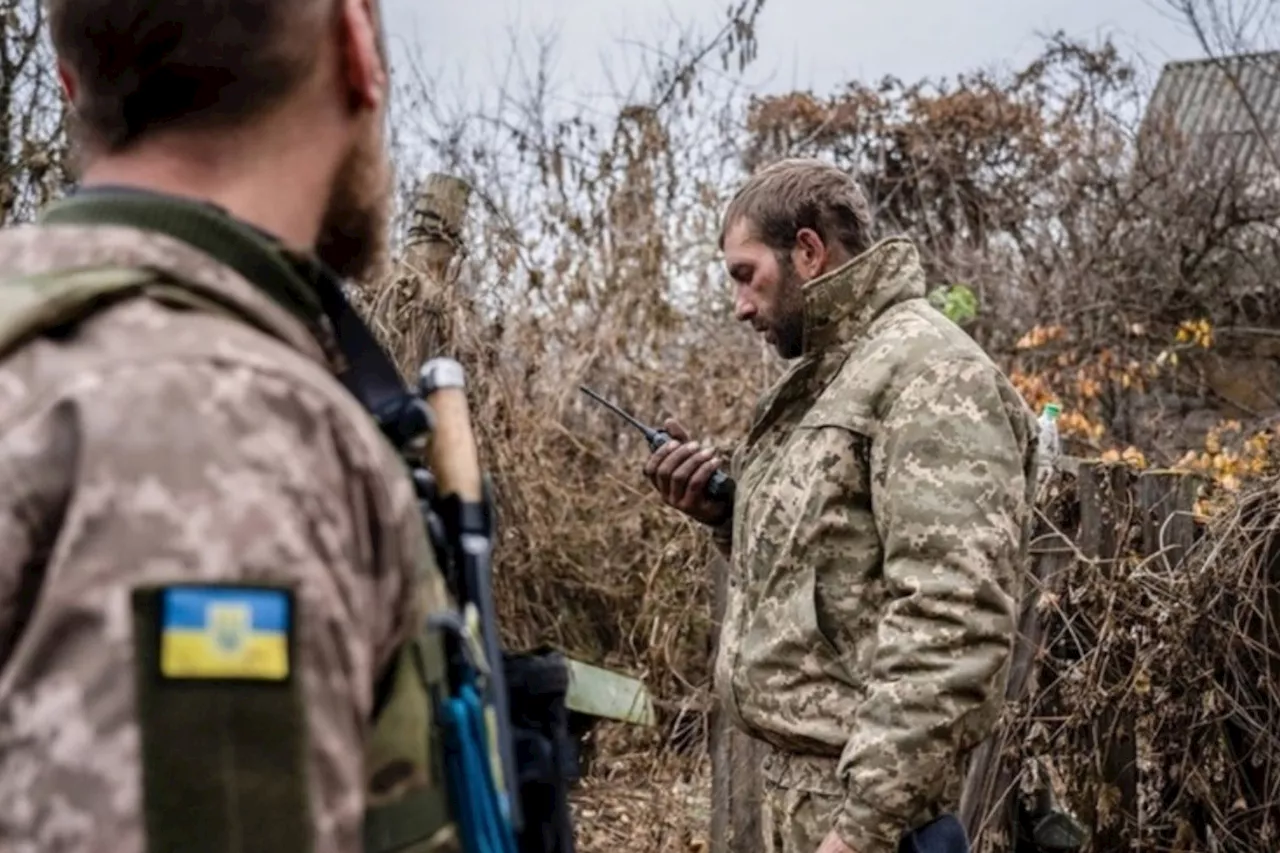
left=1164, top=0, right=1280, bottom=173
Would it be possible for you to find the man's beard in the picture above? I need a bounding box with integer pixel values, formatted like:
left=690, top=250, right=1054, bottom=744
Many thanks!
left=314, top=116, right=394, bottom=282
left=771, top=257, right=806, bottom=359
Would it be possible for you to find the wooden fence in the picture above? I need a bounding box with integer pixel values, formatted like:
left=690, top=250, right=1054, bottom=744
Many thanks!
left=709, top=458, right=1206, bottom=853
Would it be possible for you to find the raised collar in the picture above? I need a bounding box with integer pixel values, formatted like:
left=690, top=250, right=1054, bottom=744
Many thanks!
left=800, top=236, right=927, bottom=355
left=12, top=186, right=421, bottom=439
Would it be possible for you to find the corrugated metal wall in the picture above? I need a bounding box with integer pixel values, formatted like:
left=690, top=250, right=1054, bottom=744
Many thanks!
left=1142, top=52, right=1280, bottom=174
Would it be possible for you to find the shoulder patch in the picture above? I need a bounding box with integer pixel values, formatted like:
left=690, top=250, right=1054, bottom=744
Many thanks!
left=131, top=582, right=312, bottom=852
left=158, top=585, right=293, bottom=681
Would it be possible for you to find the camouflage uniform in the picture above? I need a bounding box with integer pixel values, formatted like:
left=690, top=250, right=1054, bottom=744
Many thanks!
left=0, top=192, right=447, bottom=853
left=712, top=237, right=1037, bottom=853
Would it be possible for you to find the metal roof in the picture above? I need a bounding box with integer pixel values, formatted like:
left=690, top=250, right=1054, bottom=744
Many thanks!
left=1140, top=51, right=1280, bottom=175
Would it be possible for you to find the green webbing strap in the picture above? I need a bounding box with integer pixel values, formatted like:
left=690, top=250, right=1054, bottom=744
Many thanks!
left=363, top=624, right=459, bottom=853
left=0, top=265, right=158, bottom=360
left=131, top=584, right=313, bottom=853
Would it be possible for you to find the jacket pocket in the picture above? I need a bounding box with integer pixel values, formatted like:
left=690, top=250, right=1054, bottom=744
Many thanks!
left=762, top=749, right=846, bottom=796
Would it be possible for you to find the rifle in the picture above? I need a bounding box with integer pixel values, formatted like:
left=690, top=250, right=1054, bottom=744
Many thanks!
left=376, top=356, right=577, bottom=853
left=418, top=359, right=522, bottom=843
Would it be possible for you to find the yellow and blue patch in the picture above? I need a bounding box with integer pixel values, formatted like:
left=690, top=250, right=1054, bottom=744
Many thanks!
left=159, top=586, right=292, bottom=681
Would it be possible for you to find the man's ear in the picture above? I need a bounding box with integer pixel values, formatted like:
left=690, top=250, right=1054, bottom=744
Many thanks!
left=337, top=0, right=386, bottom=112
left=56, top=60, right=78, bottom=105
left=791, top=227, right=828, bottom=279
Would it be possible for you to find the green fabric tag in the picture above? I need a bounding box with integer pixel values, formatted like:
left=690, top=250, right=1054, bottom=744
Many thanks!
left=131, top=583, right=313, bottom=853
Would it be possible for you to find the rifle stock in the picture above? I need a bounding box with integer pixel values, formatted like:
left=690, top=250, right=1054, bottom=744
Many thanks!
left=421, top=366, right=483, bottom=502
left=419, top=358, right=522, bottom=833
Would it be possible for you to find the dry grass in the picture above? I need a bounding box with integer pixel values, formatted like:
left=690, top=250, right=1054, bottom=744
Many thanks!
left=348, top=23, right=1280, bottom=852
left=962, top=457, right=1280, bottom=852
left=1161, top=471, right=1280, bottom=849
left=5, top=0, right=1280, bottom=848
left=571, top=726, right=714, bottom=853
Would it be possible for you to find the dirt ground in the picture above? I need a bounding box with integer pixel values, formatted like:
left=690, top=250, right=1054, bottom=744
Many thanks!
left=570, top=729, right=713, bottom=853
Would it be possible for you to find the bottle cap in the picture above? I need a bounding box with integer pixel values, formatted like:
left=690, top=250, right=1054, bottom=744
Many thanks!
left=1043, top=402, right=1061, bottom=419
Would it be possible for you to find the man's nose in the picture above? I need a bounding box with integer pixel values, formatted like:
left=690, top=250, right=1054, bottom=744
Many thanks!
left=734, top=291, right=756, bottom=323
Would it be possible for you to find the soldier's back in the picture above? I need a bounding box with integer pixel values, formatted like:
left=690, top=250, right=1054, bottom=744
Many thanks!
left=0, top=220, right=427, bottom=853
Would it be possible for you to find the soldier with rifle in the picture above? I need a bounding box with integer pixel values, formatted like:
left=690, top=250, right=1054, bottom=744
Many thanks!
left=0, top=1, right=575, bottom=852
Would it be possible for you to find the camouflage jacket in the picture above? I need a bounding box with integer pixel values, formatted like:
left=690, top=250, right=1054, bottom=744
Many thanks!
left=713, top=236, right=1036, bottom=853
left=0, top=192, right=443, bottom=853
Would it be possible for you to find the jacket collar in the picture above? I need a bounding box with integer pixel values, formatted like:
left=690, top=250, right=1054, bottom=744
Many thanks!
left=800, top=236, right=927, bottom=355
left=33, top=186, right=340, bottom=367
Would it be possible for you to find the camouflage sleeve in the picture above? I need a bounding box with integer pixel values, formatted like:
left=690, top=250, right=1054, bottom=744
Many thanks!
left=0, top=360, right=423, bottom=851
left=834, top=357, right=1025, bottom=853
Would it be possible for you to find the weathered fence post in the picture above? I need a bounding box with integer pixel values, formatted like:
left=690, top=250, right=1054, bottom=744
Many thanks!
left=1136, top=470, right=1200, bottom=570
left=959, top=466, right=1081, bottom=850
left=408, top=173, right=471, bottom=281
left=1074, top=461, right=1141, bottom=850
left=382, top=172, right=473, bottom=372
left=710, top=552, right=765, bottom=853
left=1131, top=468, right=1201, bottom=847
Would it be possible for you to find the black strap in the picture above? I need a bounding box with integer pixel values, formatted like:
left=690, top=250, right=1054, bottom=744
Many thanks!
left=284, top=253, right=433, bottom=451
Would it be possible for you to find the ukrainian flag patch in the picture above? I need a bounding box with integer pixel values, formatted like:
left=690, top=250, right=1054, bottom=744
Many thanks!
left=158, top=586, right=292, bottom=681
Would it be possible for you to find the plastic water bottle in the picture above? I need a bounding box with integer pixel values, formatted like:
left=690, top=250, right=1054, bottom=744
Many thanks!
left=1035, top=402, right=1061, bottom=491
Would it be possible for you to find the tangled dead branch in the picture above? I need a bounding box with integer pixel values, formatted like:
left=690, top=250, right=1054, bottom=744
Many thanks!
left=965, top=457, right=1280, bottom=852
left=1169, top=471, right=1280, bottom=849
left=7, top=0, right=1280, bottom=846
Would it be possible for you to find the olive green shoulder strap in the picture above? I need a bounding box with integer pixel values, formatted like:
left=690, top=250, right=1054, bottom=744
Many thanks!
left=363, top=624, right=459, bottom=853
left=0, top=264, right=241, bottom=362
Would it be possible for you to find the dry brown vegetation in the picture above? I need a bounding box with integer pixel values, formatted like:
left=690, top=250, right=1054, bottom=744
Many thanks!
left=0, top=0, right=70, bottom=224
left=5, top=0, right=1280, bottom=850
left=370, top=12, right=1280, bottom=846
left=959, top=458, right=1280, bottom=852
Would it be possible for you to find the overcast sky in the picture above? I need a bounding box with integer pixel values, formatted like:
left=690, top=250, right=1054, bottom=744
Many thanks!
left=380, top=0, right=1207, bottom=111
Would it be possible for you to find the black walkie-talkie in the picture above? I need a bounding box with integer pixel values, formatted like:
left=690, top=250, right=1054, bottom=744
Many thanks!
left=579, top=385, right=735, bottom=502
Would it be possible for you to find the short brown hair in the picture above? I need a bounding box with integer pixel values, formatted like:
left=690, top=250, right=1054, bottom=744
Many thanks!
left=719, top=158, right=874, bottom=257
left=47, top=0, right=336, bottom=152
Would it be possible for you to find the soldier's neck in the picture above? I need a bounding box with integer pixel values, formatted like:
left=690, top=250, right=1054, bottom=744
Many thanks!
left=78, top=123, right=341, bottom=259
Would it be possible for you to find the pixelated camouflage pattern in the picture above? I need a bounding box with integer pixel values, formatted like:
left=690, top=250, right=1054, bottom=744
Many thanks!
left=761, top=773, right=843, bottom=853
left=0, top=221, right=447, bottom=853
left=714, top=237, right=1037, bottom=853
